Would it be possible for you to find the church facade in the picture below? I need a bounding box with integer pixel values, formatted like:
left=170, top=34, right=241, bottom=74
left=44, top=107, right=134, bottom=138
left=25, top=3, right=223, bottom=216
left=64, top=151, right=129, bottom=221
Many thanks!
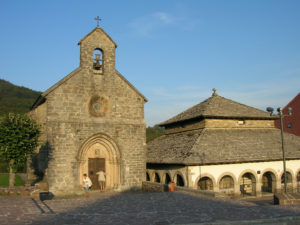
left=147, top=89, right=300, bottom=196
left=30, top=26, right=147, bottom=195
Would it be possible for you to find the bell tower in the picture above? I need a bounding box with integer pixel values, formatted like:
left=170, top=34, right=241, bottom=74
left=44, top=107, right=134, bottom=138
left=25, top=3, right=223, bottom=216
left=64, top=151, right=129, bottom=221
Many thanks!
left=78, top=23, right=117, bottom=74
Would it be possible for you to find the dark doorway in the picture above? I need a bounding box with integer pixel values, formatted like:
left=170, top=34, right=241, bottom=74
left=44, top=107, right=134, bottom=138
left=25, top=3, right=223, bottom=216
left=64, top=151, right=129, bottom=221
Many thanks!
left=154, top=173, right=160, bottom=183
left=198, top=177, right=213, bottom=190
left=164, top=173, right=171, bottom=184
left=262, top=172, right=275, bottom=193
left=176, top=174, right=184, bottom=186
left=88, top=158, right=105, bottom=190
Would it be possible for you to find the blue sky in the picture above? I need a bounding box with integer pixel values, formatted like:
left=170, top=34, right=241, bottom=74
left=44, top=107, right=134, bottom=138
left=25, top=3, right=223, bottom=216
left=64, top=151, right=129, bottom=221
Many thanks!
left=0, top=1, right=299, bottom=126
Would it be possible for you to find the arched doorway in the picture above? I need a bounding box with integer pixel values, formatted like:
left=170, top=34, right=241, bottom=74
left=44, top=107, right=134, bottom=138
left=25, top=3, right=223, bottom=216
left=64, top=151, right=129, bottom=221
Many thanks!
left=77, top=133, right=120, bottom=190
left=281, top=171, right=293, bottom=193
left=164, top=173, right=171, bottom=184
left=175, top=174, right=184, bottom=186
left=219, top=175, right=234, bottom=195
left=261, top=171, right=276, bottom=193
left=240, top=173, right=256, bottom=196
left=198, top=177, right=213, bottom=191
left=154, top=172, right=160, bottom=183
left=297, top=171, right=300, bottom=192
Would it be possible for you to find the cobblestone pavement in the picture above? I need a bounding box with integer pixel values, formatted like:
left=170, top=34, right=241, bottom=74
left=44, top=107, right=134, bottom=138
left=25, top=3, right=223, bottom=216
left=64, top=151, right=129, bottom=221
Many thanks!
left=0, top=191, right=300, bottom=225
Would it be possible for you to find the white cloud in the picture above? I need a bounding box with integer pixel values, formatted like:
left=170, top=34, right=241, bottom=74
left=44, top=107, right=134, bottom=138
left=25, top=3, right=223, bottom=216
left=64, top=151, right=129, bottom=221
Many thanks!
left=153, top=12, right=174, bottom=24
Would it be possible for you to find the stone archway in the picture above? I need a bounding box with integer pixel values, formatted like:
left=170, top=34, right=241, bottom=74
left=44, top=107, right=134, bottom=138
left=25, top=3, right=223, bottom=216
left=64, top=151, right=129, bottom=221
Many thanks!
left=240, top=172, right=256, bottom=196
left=77, top=133, right=120, bottom=190
left=163, top=173, right=172, bottom=184
left=174, top=173, right=185, bottom=187
left=297, top=171, right=300, bottom=192
left=280, top=171, right=293, bottom=193
left=198, top=176, right=213, bottom=191
left=261, top=171, right=276, bottom=193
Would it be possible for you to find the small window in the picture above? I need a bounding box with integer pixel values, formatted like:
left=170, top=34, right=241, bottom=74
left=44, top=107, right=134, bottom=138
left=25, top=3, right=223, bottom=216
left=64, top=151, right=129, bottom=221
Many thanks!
left=287, top=122, right=292, bottom=129
left=93, top=48, right=103, bottom=72
left=238, top=120, right=245, bottom=125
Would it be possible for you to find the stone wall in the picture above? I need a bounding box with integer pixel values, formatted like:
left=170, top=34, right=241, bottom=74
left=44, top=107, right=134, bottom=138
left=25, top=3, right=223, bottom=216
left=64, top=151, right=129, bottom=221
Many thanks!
left=30, top=27, right=147, bottom=195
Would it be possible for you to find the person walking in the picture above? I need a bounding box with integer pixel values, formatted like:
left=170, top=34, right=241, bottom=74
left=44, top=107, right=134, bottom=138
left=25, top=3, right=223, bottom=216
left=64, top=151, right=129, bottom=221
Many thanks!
left=96, top=170, right=106, bottom=192
left=82, top=173, right=92, bottom=197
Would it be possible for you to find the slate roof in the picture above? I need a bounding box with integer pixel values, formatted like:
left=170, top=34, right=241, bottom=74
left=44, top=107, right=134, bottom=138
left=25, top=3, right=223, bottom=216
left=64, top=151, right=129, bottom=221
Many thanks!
left=159, top=92, right=273, bottom=126
left=147, top=128, right=300, bottom=165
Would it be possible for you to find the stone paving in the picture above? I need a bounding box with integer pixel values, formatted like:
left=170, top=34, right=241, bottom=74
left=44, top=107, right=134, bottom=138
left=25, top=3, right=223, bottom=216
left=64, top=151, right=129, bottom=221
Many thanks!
left=0, top=191, right=300, bottom=225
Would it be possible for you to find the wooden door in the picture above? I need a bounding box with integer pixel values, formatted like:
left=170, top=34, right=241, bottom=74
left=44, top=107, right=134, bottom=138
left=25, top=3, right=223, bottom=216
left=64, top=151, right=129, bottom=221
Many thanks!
left=88, top=158, right=105, bottom=190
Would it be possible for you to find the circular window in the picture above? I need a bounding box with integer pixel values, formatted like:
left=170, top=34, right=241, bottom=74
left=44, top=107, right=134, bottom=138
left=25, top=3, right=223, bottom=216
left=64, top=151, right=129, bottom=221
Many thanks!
left=88, top=95, right=109, bottom=117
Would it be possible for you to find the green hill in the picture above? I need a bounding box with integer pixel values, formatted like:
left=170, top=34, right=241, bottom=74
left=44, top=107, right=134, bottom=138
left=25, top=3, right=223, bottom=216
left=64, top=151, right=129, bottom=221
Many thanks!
left=0, top=79, right=41, bottom=116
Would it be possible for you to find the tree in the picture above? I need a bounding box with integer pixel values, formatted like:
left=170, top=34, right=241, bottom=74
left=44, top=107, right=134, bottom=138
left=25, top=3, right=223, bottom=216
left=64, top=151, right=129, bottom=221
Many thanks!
left=0, top=113, right=41, bottom=187
left=146, top=125, right=165, bottom=143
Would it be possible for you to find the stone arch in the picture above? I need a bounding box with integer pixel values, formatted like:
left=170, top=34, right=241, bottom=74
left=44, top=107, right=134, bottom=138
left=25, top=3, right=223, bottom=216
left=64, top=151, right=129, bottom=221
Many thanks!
left=93, top=48, right=103, bottom=71
left=146, top=172, right=150, bottom=181
left=297, top=170, right=300, bottom=192
left=238, top=170, right=257, bottom=196
left=194, top=173, right=216, bottom=191
left=173, top=172, right=185, bottom=187
left=154, top=172, right=161, bottom=183
left=261, top=169, right=277, bottom=193
left=150, top=171, right=156, bottom=182
left=218, top=172, right=236, bottom=196
left=280, top=169, right=294, bottom=193
left=217, top=172, right=237, bottom=186
left=162, top=172, right=172, bottom=184
left=77, top=133, right=120, bottom=190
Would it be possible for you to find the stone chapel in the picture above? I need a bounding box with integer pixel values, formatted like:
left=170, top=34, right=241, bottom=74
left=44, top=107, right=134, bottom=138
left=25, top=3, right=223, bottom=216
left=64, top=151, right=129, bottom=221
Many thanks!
left=29, top=25, right=147, bottom=195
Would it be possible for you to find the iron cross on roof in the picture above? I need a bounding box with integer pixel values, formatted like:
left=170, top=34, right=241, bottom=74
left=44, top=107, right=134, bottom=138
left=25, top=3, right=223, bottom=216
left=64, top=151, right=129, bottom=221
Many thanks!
left=95, top=16, right=101, bottom=27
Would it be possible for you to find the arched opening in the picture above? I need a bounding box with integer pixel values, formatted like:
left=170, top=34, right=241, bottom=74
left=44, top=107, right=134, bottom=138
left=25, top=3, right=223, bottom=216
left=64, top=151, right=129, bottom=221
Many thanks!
left=219, top=175, right=234, bottom=195
left=164, top=173, right=171, bottom=184
left=281, top=171, right=293, bottom=193
left=198, top=177, right=213, bottom=191
left=146, top=172, right=150, bottom=181
left=77, top=133, right=120, bottom=191
left=262, top=171, right=276, bottom=193
left=297, top=171, right=300, bottom=192
left=93, top=48, right=103, bottom=71
left=240, top=173, right=256, bottom=196
left=175, top=174, right=184, bottom=187
left=154, top=172, right=160, bottom=183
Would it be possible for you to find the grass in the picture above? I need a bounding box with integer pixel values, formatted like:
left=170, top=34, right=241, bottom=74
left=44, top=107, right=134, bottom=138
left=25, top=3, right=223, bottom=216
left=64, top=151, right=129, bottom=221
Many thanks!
left=0, top=174, right=25, bottom=187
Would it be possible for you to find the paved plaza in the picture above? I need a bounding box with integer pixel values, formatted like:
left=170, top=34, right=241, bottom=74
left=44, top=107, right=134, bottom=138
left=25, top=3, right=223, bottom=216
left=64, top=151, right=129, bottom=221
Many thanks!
left=0, top=191, right=300, bottom=225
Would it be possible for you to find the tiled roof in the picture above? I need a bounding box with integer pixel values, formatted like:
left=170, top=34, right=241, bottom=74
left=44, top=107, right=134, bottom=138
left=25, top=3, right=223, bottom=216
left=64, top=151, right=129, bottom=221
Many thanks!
left=147, top=128, right=300, bottom=165
left=159, top=93, right=273, bottom=126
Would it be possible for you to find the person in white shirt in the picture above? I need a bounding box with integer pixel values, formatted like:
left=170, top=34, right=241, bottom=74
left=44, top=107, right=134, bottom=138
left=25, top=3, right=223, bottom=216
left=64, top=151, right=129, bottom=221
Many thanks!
left=96, top=170, right=106, bottom=192
left=82, top=173, right=92, bottom=197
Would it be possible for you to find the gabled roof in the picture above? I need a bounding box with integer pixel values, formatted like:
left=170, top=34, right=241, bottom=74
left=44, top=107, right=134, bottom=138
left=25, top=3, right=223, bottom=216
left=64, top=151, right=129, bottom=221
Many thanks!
left=116, top=70, right=148, bottom=102
left=160, top=90, right=273, bottom=126
left=31, top=68, right=81, bottom=109
left=78, top=27, right=117, bottom=47
left=31, top=68, right=147, bottom=109
left=147, top=128, right=300, bottom=165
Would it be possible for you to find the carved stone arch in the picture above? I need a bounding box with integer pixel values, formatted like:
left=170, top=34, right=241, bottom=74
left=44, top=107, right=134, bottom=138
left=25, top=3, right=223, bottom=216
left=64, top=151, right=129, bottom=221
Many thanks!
left=296, top=169, right=300, bottom=183
left=279, top=168, right=294, bottom=183
left=194, top=173, right=217, bottom=189
left=238, top=169, right=258, bottom=196
left=162, top=172, right=172, bottom=184
left=77, top=133, right=121, bottom=190
left=260, top=168, right=279, bottom=183
left=238, top=169, right=258, bottom=184
left=146, top=171, right=150, bottom=181
left=154, top=172, right=161, bottom=183
left=217, top=172, right=237, bottom=186
left=260, top=168, right=278, bottom=193
left=173, top=171, right=186, bottom=187
left=149, top=171, right=156, bottom=182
